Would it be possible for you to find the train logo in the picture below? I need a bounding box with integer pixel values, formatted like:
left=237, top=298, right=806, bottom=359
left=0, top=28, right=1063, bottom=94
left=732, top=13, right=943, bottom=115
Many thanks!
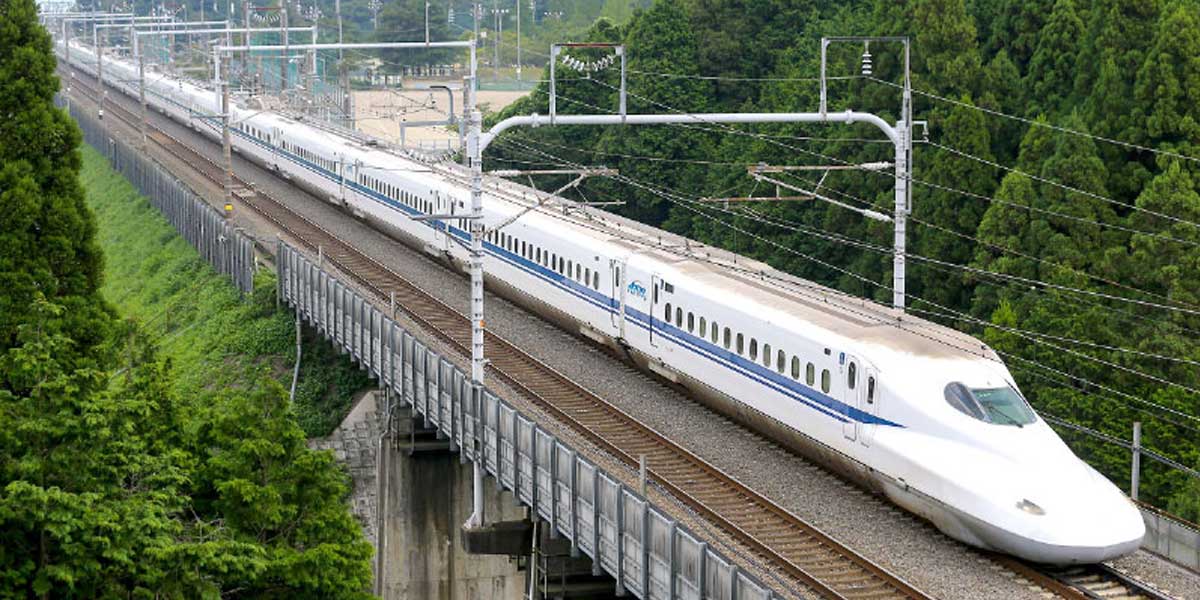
left=627, top=280, right=648, bottom=300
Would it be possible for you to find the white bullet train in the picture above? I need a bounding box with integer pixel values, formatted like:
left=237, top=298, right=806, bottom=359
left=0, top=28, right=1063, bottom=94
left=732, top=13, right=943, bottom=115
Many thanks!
left=60, top=40, right=1145, bottom=564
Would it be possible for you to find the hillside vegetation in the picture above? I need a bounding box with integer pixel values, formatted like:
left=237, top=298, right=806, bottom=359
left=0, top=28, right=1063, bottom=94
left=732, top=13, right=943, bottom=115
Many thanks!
left=0, top=0, right=375, bottom=594
left=486, top=0, right=1200, bottom=519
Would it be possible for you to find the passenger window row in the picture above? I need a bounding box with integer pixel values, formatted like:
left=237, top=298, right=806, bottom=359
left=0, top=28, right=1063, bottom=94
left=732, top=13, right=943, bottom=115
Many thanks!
left=661, top=301, right=833, bottom=394
left=487, top=229, right=601, bottom=292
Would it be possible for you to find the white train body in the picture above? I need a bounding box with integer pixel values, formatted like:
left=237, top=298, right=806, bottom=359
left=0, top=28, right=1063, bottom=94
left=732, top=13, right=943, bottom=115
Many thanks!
left=62, top=42, right=1145, bottom=564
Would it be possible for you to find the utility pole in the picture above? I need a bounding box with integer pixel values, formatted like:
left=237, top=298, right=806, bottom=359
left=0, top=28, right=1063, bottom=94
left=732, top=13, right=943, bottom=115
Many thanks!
left=335, top=0, right=349, bottom=127
left=220, top=52, right=234, bottom=210
left=136, top=24, right=147, bottom=147
left=280, top=1, right=289, bottom=93
left=492, top=0, right=499, bottom=81
left=1131, top=421, right=1142, bottom=500
left=821, top=36, right=913, bottom=311
left=515, top=0, right=521, bottom=81
left=95, top=22, right=106, bottom=118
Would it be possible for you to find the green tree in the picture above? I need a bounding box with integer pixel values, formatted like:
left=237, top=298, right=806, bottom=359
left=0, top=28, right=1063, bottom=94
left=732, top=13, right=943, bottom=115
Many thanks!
left=1132, top=2, right=1200, bottom=169
left=0, top=306, right=189, bottom=598
left=592, top=0, right=715, bottom=227
left=983, top=0, right=1052, bottom=71
left=910, top=95, right=997, bottom=314
left=0, top=0, right=111, bottom=372
left=1025, top=0, right=1085, bottom=115
left=192, top=379, right=375, bottom=599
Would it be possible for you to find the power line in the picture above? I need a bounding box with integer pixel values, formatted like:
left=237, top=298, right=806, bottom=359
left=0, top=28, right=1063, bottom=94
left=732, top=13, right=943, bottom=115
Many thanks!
left=520, top=83, right=1200, bottom=319
left=928, top=139, right=1200, bottom=233
left=495, top=134, right=1200, bottom=430
left=865, top=76, right=1200, bottom=166
left=578, top=77, right=1200, bottom=250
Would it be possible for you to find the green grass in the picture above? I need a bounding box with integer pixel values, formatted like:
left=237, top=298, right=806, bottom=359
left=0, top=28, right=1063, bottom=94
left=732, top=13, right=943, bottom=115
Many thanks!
left=80, top=144, right=372, bottom=437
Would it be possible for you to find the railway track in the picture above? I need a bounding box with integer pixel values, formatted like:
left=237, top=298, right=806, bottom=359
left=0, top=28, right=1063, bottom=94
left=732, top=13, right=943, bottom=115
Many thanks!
left=70, top=68, right=1184, bottom=600
left=995, top=556, right=1177, bottom=600
left=65, top=68, right=933, bottom=600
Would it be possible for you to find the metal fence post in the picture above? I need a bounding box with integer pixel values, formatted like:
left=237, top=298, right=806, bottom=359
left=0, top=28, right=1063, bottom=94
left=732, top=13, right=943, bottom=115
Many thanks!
left=1131, top=421, right=1142, bottom=501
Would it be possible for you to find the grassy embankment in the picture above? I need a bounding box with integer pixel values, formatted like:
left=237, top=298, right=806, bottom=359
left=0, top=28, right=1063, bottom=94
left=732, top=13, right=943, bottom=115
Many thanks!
left=80, top=144, right=371, bottom=437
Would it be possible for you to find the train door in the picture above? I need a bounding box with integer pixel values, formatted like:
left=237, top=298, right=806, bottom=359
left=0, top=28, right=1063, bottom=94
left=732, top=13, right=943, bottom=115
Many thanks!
left=432, top=190, right=447, bottom=249
left=842, top=354, right=862, bottom=442
left=336, top=153, right=346, bottom=204
left=269, top=128, right=278, bottom=169
left=610, top=258, right=626, bottom=340
left=860, top=366, right=879, bottom=447
left=649, top=274, right=662, bottom=347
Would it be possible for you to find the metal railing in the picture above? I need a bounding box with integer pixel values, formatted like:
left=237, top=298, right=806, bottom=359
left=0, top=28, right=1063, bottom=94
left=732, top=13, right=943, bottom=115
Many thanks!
left=66, top=99, right=256, bottom=295
left=277, top=241, right=781, bottom=600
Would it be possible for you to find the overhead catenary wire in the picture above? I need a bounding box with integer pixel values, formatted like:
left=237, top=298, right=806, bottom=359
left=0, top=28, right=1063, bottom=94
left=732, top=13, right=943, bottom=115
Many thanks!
left=515, top=83, right=1200, bottom=319
left=578, top=77, right=1200, bottom=250
left=494, top=133, right=1200, bottom=431
left=865, top=76, right=1200, bottom=166
left=927, top=140, right=1200, bottom=233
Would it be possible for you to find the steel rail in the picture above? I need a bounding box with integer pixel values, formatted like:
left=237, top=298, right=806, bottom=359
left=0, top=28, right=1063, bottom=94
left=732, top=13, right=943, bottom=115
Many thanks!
left=69, top=68, right=936, bottom=600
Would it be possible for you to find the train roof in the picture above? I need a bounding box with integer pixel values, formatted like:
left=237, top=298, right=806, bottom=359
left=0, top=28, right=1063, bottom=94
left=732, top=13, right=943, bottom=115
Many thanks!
left=75, top=41, right=997, bottom=364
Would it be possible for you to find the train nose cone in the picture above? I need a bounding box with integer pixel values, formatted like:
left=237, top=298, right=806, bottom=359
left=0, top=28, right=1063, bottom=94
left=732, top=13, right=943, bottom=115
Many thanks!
left=1003, top=467, right=1145, bottom=564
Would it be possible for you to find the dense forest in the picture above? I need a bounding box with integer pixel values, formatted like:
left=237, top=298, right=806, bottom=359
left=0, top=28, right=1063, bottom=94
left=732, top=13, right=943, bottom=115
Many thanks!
left=484, top=0, right=1200, bottom=519
left=0, top=0, right=373, bottom=596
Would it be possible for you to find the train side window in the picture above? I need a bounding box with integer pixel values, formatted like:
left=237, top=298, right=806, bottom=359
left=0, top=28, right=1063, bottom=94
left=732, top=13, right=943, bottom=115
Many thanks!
left=724, top=328, right=731, bottom=350
left=592, top=272, right=599, bottom=290
left=777, top=350, right=785, bottom=374
left=536, top=248, right=542, bottom=264
left=699, top=317, right=707, bottom=338
left=575, top=263, right=581, bottom=281
left=672, top=307, right=679, bottom=327
left=761, top=343, right=770, bottom=366
left=664, top=303, right=671, bottom=323
left=711, top=322, right=719, bottom=344
left=821, top=369, right=831, bottom=393
left=521, top=241, right=527, bottom=257
left=848, top=363, right=857, bottom=390
left=806, top=362, right=815, bottom=386
left=687, top=312, right=694, bottom=333
left=748, top=337, right=756, bottom=360
left=867, top=376, right=876, bottom=405
left=791, top=357, right=801, bottom=379
left=585, top=268, right=591, bottom=286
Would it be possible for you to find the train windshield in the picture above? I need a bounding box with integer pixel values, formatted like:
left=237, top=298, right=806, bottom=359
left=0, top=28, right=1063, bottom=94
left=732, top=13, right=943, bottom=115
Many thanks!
left=944, top=383, right=1037, bottom=426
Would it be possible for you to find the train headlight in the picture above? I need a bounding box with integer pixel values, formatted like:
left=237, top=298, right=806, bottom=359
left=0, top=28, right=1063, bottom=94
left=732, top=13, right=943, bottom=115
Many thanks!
left=1016, top=499, right=1046, bottom=516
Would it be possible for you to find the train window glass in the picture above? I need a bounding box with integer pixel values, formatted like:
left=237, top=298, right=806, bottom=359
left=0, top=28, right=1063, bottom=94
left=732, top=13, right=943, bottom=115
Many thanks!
left=575, top=264, right=581, bottom=281
left=954, top=384, right=1035, bottom=426
left=687, top=312, right=694, bottom=333
left=699, top=317, right=707, bottom=338
left=567, top=260, right=573, bottom=278
left=585, top=268, right=591, bottom=286
left=806, top=363, right=815, bottom=386
left=944, top=382, right=985, bottom=421
left=761, top=343, right=770, bottom=366
left=848, top=363, right=857, bottom=390
left=724, top=328, right=731, bottom=349
left=821, top=369, right=831, bottom=393
left=664, top=303, right=671, bottom=323
left=791, top=357, right=800, bottom=379
left=777, top=350, right=785, bottom=374
left=747, top=337, right=755, bottom=359
left=712, top=322, right=719, bottom=344
left=536, top=248, right=542, bottom=264
left=867, top=377, right=876, bottom=404
left=675, top=307, right=683, bottom=327
left=592, top=272, right=599, bottom=290
left=521, top=241, right=527, bottom=257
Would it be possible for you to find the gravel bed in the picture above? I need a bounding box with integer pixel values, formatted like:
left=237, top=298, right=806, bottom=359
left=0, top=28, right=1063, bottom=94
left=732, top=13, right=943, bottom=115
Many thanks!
left=77, top=81, right=1200, bottom=600
left=1110, top=551, right=1200, bottom=599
